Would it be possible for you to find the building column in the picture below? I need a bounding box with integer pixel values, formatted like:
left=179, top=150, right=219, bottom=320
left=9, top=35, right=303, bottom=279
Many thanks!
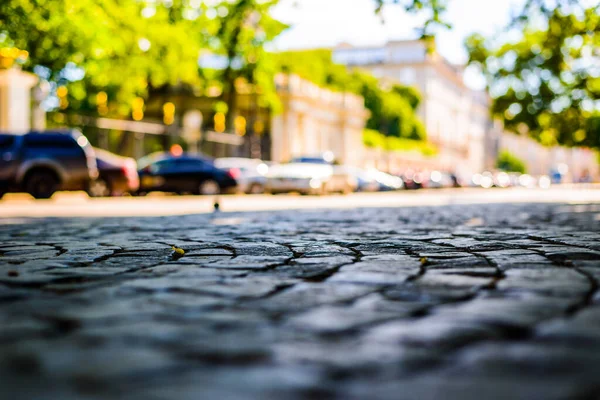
left=0, top=68, right=38, bottom=133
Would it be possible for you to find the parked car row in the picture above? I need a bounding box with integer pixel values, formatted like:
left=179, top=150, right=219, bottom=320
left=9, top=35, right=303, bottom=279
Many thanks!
left=394, top=169, right=555, bottom=190
left=0, top=130, right=554, bottom=199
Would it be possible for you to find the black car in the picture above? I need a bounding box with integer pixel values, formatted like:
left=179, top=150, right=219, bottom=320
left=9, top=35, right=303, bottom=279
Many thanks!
left=137, top=153, right=237, bottom=195
left=0, top=130, right=98, bottom=199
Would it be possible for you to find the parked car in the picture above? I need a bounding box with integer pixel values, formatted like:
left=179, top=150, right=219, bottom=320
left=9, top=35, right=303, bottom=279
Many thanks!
left=343, top=166, right=380, bottom=192
left=266, top=162, right=355, bottom=195
left=291, top=151, right=336, bottom=165
left=137, top=152, right=237, bottom=195
left=424, top=170, right=456, bottom=189
left=400, top=169, right=425, bottom=190
left=0, top=130, right=98, bottom=199
left=366, top=169, right=404, bottom=191
left=214, top=157, right=269, bottom=194
left=88, top=148, right=139, bottom=197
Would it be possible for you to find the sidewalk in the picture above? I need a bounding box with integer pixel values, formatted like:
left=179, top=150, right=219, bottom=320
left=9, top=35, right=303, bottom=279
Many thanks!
left=1, top=201, right=600, bottom=399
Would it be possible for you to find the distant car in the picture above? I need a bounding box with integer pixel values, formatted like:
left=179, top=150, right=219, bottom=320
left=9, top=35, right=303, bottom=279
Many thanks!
left=425, top=171, right=455, bottom=189
left=366, top=169, right=404, bottom=191
left=88, top=148, right=139, bottom=197
left=291, top=151, right=337, bottom=166
left=400, top=170, right=425, bottom=190
left=343, top=166, right=380, bottom=192
left=137, top=153, right=237, bottom=195
left=0, top=130, right=98, bottom=199
left=214, top=157, right=269, bottom=194
left=266, top=162, right=355, bottom=195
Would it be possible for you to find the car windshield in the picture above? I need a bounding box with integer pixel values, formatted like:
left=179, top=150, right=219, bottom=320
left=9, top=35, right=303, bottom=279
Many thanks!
left=137, top=153, right=165, bottom=170
left=291, top=157, right=329, bottom=164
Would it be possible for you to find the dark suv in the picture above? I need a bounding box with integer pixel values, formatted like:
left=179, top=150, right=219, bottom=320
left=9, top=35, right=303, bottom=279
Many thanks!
left=0, top=130, right=98, bottom=199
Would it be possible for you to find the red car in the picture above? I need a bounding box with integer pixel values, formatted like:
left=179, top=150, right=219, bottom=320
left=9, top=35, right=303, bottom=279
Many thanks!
left=88, top=148, right=139, bottom=197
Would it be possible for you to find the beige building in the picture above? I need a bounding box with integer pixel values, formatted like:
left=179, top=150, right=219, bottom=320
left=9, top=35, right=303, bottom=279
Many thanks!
left=270, top=73, right=369, bottom=166
left=501, top=132, right=599, bottom=181
left=333, top=40, right=500, bottom=175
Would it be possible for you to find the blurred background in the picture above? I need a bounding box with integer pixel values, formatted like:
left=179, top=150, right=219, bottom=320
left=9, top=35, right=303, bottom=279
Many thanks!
left=0, top=0, right=599, bottom=202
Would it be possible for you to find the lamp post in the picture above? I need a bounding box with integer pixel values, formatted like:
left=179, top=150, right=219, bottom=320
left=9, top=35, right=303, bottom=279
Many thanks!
left=249, top=84, right=261, bottom=159
left=183, top=110, right=203, bottom=154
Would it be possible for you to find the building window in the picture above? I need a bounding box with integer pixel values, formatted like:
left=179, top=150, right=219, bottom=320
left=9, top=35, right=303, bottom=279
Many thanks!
left=399, top=68, right=416, bottom=84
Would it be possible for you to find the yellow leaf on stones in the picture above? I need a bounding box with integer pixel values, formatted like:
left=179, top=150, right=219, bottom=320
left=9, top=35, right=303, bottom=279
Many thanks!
left=420, top=257, right=428, bottom=266
left=172, top=246, right=185, bottom=255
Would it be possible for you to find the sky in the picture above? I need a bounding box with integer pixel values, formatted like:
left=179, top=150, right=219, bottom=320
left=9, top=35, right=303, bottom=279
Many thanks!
left=270, top=0, right=527, bottom=65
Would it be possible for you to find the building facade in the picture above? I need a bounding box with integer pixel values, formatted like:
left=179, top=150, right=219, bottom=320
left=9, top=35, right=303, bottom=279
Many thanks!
left=270, top=74, right=369, bottom=166
left=501, top=133, right=599, bottom=181
left=333, top=40, right=500, bottom=175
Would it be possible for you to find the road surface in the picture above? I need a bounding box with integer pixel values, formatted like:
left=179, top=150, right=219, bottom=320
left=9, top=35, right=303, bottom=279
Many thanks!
left=1, top=185, right=600, bottom=218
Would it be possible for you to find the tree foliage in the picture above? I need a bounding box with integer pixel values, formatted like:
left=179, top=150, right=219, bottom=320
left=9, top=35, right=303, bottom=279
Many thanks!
left=0, top=0, right=215, bottom=115
left=0, top=0, right=434, bottom=136
left=373, top=0, right=450, bottom=38
left=0, top=0, right=284, bottom=119
left=466, top=0, right=600, bottom=149
left=364, top=128, right=436, bottom=156
left=495, top=150, right=527, bottom=174
left=209, top=0, right=286, bottom=125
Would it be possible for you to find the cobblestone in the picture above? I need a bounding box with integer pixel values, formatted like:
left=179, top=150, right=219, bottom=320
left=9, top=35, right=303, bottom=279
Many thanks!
left=1, top=202, right=600, bottom=399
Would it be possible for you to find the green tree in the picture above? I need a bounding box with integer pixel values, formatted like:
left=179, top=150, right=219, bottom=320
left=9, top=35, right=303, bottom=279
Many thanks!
left=496, top=150, right=527, bottom=174
left=211, top=0, right=286, bottom=127
left=0, top=0, right=217, bottom=116
left=373, top=0, right=450, bottom=38
left=466, top=0, right=600, bottom=149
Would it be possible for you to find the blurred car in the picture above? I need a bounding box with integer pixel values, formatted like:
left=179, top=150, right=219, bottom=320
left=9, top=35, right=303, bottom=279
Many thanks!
left=0, top=129, right=97, bottom=199
left=471, top=171, right=495, bottom=188
left=343, top=166, right=380, bottom=192
left=214, top=157, right=269, bottom=194
left=367, top=169, right=404, bottom=191
left=88, top=148, right=139, bottom=197
left=266, top=162, right=355, bottom=195
left=425, top=171, right=456, bottom=189
left=291, top=151, right=336, bottom=165
left=538, top=175, right=552, bottom=189
left=516, top=173, right=535, bottom=188
left=493, top=171, right=512, bottom=188
left=400, top=169, right=425, bottom=190
left=137, top=152, right=237, bottom=195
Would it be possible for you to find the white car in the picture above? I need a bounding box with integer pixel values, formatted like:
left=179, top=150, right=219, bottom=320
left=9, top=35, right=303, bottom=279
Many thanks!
left=340, top=166, right=379, bottom=192
left=266, top=163, right=355, bottom=195
left=214, top=157, right=269, bottom=194
left=366, top=169, right=404, bottom=191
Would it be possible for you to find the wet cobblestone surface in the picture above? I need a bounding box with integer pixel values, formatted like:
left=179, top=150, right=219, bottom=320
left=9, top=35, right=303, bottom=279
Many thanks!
left=1, top=202, right=600, bottom=399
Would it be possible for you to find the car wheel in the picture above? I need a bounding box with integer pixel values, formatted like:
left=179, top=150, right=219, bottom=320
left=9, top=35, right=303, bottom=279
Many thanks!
left=198, top=180, right=220, bottom=195
left=248, top=183, right=264, bottom=194
left=24, top=170, right=59, bottom=199
left=88, top=179, right=111, bottom=197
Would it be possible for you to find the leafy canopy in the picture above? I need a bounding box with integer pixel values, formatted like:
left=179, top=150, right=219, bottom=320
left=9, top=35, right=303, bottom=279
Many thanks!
left=373, top=0, right=450, bottom=39
left=466, top=0, right=600, bottom=149
left=0, top=0, right=218, bottom=114
left=495, top=150, right=527, bottom=174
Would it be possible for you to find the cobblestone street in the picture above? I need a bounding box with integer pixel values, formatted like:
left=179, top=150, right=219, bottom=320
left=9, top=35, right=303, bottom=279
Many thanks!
left=1, top=201, right=600, bottom=399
